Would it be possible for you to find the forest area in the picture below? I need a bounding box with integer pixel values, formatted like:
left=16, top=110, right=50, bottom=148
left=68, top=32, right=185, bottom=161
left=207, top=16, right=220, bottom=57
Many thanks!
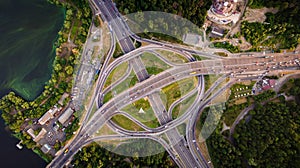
left=114, top=0, right=212, bottom=28
left=241, top=0, right=300, bottom=51
left=72, top=142, right=177, bottom=168
left=205, top=79, right=300, bottom=167
left=114, top=0, right=211, bottom=42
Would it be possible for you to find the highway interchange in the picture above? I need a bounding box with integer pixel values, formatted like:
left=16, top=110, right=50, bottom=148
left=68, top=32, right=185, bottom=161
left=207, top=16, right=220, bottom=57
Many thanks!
left=47, top=0, right=300, bottom=167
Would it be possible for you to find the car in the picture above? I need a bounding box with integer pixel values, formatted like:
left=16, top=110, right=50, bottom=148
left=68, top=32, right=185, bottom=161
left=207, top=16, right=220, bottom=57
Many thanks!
left=64, top=148, right=69, bottom=154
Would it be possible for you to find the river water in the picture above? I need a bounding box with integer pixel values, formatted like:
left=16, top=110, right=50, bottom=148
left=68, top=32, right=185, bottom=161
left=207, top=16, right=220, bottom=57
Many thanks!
left=0, top=0, right=64, bottom=167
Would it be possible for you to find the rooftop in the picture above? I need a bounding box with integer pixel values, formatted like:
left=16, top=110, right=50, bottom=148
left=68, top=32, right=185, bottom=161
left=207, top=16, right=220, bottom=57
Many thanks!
left=211, top=27, right=225, bottom=37
left=33, top=128, right=47, bottom=143
left=38, top=112, right=53, bottom=125
left=58, top=107, right=74, bottom=125
left=26, top=128, right=36, bottom=139
left=41, top=144, right=52, bottom=154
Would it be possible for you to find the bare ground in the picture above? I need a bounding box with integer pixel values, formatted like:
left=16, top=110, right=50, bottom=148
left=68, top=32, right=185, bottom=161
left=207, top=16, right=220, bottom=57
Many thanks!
left=243, top=7, right=278, bottom=23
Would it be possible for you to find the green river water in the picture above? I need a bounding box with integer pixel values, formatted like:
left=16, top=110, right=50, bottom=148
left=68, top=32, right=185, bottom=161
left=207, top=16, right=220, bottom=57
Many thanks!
left=0, top=0, right=64, bottom=100
left=0, top=0, right=64, bottom=167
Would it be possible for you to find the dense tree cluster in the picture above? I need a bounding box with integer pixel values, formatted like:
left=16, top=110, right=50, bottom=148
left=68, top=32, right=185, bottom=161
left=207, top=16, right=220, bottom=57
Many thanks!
left=241, top=21, right=300, bottom=51
left=288, top=78, right=300, bottom=98
left=207, top=125, right=243, bottom=167
left=213, top=42, right=240, bottom=53
left=206, top=81, right=300, bottom=168
left=114, top=0, right=212, bottom=28
left=241, top=0, right=300, bottom=51
left=72, top=142, right=177, bottom=168
left=64, top=118, right=79, bottom=140
left=222, top=102, right=248, bottom=126
left=113, top=0, right=211, bottom=43
left=250, top=90, right=276, bottom=103
left=248, top=0, right=297, bottom=9
left=232, top=101, right=300, bottom=167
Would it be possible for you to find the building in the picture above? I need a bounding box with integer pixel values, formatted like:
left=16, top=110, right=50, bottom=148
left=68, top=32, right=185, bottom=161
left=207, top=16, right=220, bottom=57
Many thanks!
left=38, top=112, right=53, bottom=125
left=41, top=144, right=52, bottom=154
left=269, top=79, right=276, bottom=87
left=261, top=79, right=277, bottom=90
left=26, top=128, right=36, bottom=139
left=212, top=0, right=237, bottom=17
left=33, top=128, right=47, bottom=142
left=58, top=107, right=73, bottom=125
left=38, top=106, right=60, bottom=125
left=211, top=27, right=224, bottom=37
left=207, top=0, right=240, bottom=25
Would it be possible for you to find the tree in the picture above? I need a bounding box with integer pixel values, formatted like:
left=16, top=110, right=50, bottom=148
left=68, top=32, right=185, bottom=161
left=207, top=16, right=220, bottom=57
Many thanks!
left=65, top=65, right=73, bottom=75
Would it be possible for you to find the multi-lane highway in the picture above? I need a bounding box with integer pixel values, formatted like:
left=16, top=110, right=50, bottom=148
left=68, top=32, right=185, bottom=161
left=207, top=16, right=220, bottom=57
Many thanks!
left=47, top=0, right=300, bottom=168
left=48, top=46, right=300, bottom=168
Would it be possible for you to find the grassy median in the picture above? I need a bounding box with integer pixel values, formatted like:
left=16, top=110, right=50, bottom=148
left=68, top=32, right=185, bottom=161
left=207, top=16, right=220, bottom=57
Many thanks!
left=140, top=52, right=171, bottom=75
left=104, top=61, right=129, bottom=89
left=161, top=77, right=197, bottom=111
left=156, top=50, right=188, bottom=64
left=103, top=70, right=138, bottom=103
left=111, top=115, right=145, bottom=131
left=172, top=92, right=197, bottom=119
left=121, top=98, right=160, bottom=128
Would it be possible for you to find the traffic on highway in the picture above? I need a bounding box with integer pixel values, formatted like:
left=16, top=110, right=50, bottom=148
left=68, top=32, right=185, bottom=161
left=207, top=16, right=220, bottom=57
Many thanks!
left=47, top=0, right=300, bottom=168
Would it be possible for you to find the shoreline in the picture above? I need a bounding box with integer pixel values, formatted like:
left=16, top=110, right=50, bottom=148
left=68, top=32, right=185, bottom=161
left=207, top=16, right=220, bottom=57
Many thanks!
left=0, top=6, right=66, bottom=102
left=0, top=0, right=92, bottom=163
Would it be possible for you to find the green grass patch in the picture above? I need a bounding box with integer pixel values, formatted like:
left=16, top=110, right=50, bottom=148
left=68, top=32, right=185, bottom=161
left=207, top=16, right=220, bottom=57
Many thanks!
left=121, top=98, right=160, bottom=128
left=33, top=147, right=52, bottom=163
left=213, top=42, right=239, bottom=53
left=146, top=67, right=164, bottom=75
left=111, top=114, right=145, bottom=131
left=156, top=50, right=188, bottom=64
left=279, top=78, right=296, bottom=94
left=172, top=92, right=197, bottom=119
left=229, top=82, right=255, bottom=101
left=104, top=61, right=129, bottom=89
left=140, top=52, right=171, bottom=75
left=103, top=70, right=138, bottom=103
left=192, top=54, right=208, bottom=61
left=161, top=77, right=197, bottom=110
left=113, top=42, right=124, bottom=58
left=138, top=32, right=184, bottom=44
left=70, top=19, right=81, bottom=40
left=204, top=75, right=222, bottom=92
left=177, top=123, right=187, bottom=136
left=222, top=102, right=248, bottom=126
left=214, top=52, right=228, bottom=57
left=103, top=91, right=112, bottom=104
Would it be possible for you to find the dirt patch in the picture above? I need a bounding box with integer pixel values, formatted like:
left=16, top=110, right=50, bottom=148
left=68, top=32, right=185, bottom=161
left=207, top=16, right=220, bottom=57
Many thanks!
left=57, top=42, right=77, bottom=58
left=238, top=36, right=252, bottom=50
left=243, top=7, right=278, bottom=23
left=198, top=142, right=213, bottom=167
left=295, top=43, right=300, bottom=51
left=233, top=97, right=247, bottom=105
